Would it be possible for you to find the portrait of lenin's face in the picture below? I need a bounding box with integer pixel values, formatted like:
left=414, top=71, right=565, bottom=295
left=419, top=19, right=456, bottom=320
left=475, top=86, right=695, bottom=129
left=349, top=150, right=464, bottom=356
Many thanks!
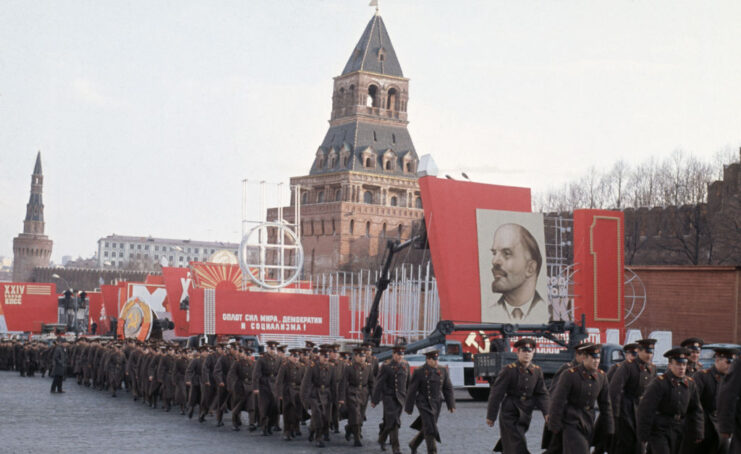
left=490, top=224, right=539, bottom=294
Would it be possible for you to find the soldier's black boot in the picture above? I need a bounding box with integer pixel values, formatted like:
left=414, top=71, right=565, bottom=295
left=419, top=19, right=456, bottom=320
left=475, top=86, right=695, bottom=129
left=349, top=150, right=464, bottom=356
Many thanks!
left=345, top=424, right=352, bottom=441
left=390, top=428, right=402, bottom=454
left=262, top=426, right=270, bottom=436
left=408, top=432, right=424, bottom=454
left=308, top=430, right=315, bottom=442
left=188, top=406, right=194, bottom=419
left=323, top=430, right=330, bottom=441
left=248, top=423, right=257, bottom=432
left=424, top=435, right=437, bottom=454
left=353, top=425, right=363, bottom=447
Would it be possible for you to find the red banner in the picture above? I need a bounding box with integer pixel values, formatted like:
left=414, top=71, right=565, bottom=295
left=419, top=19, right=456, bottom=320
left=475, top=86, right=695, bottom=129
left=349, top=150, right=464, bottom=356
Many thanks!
left=0, top=283, right=58, bottom=332
left=188, top=288, right=350, bottom=337
left=418, top=176, right=532, bottom=324
left=573, top=209, right=625, bottom=336
left=162, top=267, right=191, bottom=337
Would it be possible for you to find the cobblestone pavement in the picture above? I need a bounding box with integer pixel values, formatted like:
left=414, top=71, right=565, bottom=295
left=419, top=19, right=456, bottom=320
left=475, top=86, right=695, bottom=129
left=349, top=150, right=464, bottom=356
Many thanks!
left=0, top=371, right=545, bottom=454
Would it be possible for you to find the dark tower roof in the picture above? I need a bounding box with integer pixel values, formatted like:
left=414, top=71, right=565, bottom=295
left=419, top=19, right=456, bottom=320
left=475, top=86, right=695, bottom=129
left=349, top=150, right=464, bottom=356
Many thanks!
left=33, top=150, right=42, bottom=175
left=25, top=152, right=44, bottom=224
left=342, top=14, right=403, bottom=77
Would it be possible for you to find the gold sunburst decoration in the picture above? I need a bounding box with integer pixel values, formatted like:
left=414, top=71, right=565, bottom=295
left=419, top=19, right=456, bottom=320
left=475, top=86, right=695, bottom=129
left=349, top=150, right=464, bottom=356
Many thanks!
left=190, top=262, right=243, bottom=290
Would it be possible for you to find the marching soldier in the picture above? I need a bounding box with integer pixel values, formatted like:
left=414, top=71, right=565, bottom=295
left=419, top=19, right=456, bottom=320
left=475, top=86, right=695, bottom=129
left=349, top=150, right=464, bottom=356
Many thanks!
left=253, top=340, right=281, bottom=435
left=107, top=344, right=126, bottom=397
left=542, top=341, right=592, bottom=453
left=405, top=350, right=455, bottom=454
left=609, top=338, right=657, bottom=454
left=547, top=343, right=613, bottom=454
left=328, top=344, right=344, bottom=434
left=681, top=347, right=737, bottom=454
left=226, top=347, right=250, bottom=431
left=592, top=342, right=637, bottom=454
left=185, top=347, right=203, bottom=419
left=717, top=351, right=741, bottom=453
left=275, top=347, right=306, bottom=440
left=213, top=344, right=236, bottom=426
left=680, top=338, right=704, bottom=374
left=371, top=344, right=409, bottom=454
left=637, top=347, right=704, bottom=454
left=199, top=344, right=220, bottom=422
left=173, top=349, right=189, bottom=414
left=338, top=347, right=375, bottom=447
left=486, top=337, right=549, bottom=454
left=301, top=347, right=337, bottom=447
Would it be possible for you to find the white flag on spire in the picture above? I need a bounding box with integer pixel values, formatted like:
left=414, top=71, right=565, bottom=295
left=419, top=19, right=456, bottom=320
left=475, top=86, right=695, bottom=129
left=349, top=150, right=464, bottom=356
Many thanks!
left=369, top=0, right=379, bottom=9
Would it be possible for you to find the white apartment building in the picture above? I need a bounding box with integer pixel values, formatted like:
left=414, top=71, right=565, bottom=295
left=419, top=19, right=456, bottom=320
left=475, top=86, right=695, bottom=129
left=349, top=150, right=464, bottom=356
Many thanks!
left=97, top=235, right=239, bottom=269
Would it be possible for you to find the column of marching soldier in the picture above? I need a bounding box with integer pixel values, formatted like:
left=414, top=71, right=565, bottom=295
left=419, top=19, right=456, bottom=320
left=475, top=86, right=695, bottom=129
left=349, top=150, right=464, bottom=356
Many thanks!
left=4, top=336, right=741, bottom=454
left=0, top=337, right=457, bottom=454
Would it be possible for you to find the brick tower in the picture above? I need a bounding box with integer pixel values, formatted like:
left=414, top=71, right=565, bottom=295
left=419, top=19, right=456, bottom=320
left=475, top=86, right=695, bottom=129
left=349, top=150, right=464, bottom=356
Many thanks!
left=269, top=11, right=424, bottom=274
left=12, top=152, right=53, bottom=282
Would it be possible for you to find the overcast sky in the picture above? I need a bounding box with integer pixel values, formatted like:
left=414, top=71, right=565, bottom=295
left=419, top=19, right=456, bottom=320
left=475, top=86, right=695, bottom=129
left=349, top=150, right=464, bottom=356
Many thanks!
left=1, top=0, right=740, bottom=263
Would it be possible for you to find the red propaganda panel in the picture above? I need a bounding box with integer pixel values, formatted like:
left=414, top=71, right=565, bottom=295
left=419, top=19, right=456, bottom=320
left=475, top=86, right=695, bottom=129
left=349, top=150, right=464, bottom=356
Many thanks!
left=162, top=267, right=191, bottom=337
left=418, top=176, right=531, bottom=324
left=188, top=288, right=350, bottom=337
left=86, top=292, right=104, bottom=331
left=573, top=210, right=625, bottom=336
left=100, top=285, right=121, bottom=324
left=0, top=283, right=58, bottom=333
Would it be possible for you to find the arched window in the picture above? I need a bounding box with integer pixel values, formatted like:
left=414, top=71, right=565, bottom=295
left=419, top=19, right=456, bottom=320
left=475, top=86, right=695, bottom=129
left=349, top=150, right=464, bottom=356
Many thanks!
left=387, top=88, right=398, bottom=110
left=349, top=85, right=355, bottom=105
left=349, top=220, right=354, bottom=235
left=317, top=191, right=325, bottom=203
left=385, top=160, right=392, bottom=170
left=406, top=161, right=414, bottom=173
left=398, top=224, right=403, bottom=238
left=343, top=156, right=350, bottom=167
left=320, top=220, right=325, bottom=235
left=301, top=192, right=308, bottom=205
left=363, top=191, right=373, bottom=204
left=392, top=133, right=396, bottom=144
left=415, top=197, right=423, bottom=209
left=390, top=196, right=398, bottom=207
left=365, top=221, right=371, bottom=237
left=367, top=85, right=378, bottom=107
left=365, top=157, right=373, bottom=168
left=335, top=189, right=342, bottom=201
left=332, top=219, right=336, bottom=234
left=381, top=223, right=387, bottom=238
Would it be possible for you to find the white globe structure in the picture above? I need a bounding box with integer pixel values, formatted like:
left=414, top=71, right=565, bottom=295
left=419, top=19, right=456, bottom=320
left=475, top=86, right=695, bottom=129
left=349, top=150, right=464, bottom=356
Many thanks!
left=238, top=221, right=304, bottom=289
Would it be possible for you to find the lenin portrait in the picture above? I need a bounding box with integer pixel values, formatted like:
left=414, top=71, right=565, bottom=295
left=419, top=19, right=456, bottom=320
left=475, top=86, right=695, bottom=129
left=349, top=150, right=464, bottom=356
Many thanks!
left=476, top=210, right=549, bottom=324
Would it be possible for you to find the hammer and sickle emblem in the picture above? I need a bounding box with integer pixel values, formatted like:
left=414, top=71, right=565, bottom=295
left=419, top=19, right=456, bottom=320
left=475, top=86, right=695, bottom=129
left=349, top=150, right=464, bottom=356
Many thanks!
left=464, top=331, right=491, bottom=353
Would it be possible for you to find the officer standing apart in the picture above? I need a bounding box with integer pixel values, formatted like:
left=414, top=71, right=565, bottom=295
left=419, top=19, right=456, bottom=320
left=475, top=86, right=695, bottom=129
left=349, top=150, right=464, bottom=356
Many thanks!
left=609, top=338, right=657, bottom=454
left=717, top=352, right=741, bottom=453
left=547, top=343, right=613, bottom=454
left=486, top=338, right=549, bottom=454
left=682, top=347, right=737, bottom=454
left=637, top=347, right=704, bottom=454
left=405, top=350, right=455, bottom=454
left=371, top=345, right=409, bottom=454
left=50, top=338, right=67, bottom=393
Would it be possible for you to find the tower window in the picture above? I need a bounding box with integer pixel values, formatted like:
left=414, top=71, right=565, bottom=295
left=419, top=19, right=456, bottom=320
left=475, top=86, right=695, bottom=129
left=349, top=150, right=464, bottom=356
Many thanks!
left=317, top=191, right=325, bottom=203
left=387, top=88, right=398, bottom=111
left=335, top=189, right=342, bottom=201
left=365, top=221, right=371, bottom=237
left=392, top=133, right=396, bottom=143
left=367, top=85, right=378, bottom=107
left=415, top=197, right=423, bottom=209
left=373, top=131, right=377, bottom=141
left=350, top=220, right=354, bottom=235
left=363, top=191, right=373, bottom=204
left=390, top=196, right=398, bottom=206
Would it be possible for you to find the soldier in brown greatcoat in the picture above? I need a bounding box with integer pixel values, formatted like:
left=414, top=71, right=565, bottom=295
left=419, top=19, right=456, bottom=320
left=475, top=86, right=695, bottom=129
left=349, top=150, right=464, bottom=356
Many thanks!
left=107, top=344, right=126, bottom=398
left=185, top=348, right=203, bottom=419
left=718, top=353, right=741, bottom=454
left=328, top=344, right=344, bottom=434
left=681, top=347, right=736, bottom=454
left=405, top=350, right=455, bottom=454
left=172, top=349, right=189, bottom=414
left=275, top=348, right=306, bottom=441
left=339, top=347, right=375, bottom=447
left=213, top=344, right=236, bottom=426
left=199, top=344, right=221, bottom=422
left=301, top=347, right=337, bottom=447
left=371, top=345, right=409, bottom=454
left=226, top=347, right=249, bottom=431
left=486, top=337, right=549, bottom=454
left=253, top=340, right=281, bottom=435
left=609, top=338, right=657, bottom=454
left=638, top=347, right=704, bottom=454
left=547, top=343, right=613, bottom=454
